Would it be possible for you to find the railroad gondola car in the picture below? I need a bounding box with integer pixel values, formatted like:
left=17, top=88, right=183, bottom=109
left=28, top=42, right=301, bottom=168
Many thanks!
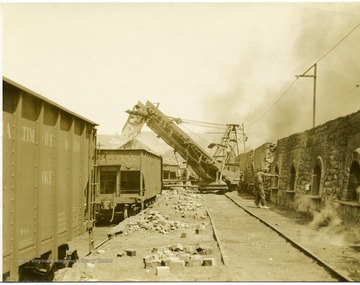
left=95, top=148, right=162, bottom=222
left=162, top=162, right=181, bottom=189
left=237, top=142, right=277, bottom=203
left=2, top=77, right=98, bottom=281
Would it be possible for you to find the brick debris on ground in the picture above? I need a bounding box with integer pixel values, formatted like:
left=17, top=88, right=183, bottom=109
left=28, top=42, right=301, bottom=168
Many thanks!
left=56, top=188, right=231, bottom=281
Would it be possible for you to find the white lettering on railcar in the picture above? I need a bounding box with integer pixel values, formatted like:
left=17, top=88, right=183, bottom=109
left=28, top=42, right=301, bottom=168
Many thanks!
left=20, top=227, right=30, bottom=236
left=42, top=171, right=53, bottom=185
left=18, top=227, right=33, bottom=248
left=19, top=237, right=33, bottom=248
left=21, top=126, right=35, bottom=143
left=44, top=132, right=54, bottom=147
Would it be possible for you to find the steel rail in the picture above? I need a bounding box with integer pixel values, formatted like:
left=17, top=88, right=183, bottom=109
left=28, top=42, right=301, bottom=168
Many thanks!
left=78, top=190, right=352, bottom=281
left=81, top=237, right=111, bottom=259
left=224, top=193, right=353, bottom=282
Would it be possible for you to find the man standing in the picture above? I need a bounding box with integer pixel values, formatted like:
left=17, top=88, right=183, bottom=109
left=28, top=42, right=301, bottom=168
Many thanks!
left=254, top=168, right=277, bottom=209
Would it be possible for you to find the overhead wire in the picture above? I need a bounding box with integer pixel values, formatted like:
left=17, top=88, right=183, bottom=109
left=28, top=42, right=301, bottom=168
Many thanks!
left=165, top=23, right=359, bottom=144
left=317, top=85, right=360, bottom=109
left=245, top=78, right=299, bottom=128
left=279, top=84, right=360, bottom=125
left=315, top=22, right=360, bottom=64
left=244, top=21, right=360, bottom=129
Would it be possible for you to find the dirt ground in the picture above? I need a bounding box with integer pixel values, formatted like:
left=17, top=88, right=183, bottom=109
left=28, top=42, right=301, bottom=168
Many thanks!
left=61, top=188, right=230, bottom=281
left=57, top=188, right=360, bottom=281
left=232, top=191, right=360, bottom=281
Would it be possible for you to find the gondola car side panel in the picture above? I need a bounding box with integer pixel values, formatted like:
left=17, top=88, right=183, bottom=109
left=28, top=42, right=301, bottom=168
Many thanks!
left=38, top=103, right=58, bottom=255
left=2, top=83, right=20, bottom=274
left=2, top=78, right=98, bottom=281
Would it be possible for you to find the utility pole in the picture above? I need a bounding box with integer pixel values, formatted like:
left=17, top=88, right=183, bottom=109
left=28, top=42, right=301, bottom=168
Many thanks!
left=296, top=63, right=317, bottom=128
left=240, top=123, right=246, bottom=153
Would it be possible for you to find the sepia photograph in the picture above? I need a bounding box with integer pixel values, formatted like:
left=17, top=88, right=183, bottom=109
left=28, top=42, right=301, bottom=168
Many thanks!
left=2, top=1, right=360, bottom=281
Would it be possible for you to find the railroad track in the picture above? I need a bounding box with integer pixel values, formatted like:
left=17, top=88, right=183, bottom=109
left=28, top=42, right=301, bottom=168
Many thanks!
left=76, top=189, right=355, bottom=281
left=203, top=192, right=353, bottom=282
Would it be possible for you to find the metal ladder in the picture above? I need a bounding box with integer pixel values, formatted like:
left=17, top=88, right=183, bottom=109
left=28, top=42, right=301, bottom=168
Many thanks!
left=87, top=128, right=99, bottom=253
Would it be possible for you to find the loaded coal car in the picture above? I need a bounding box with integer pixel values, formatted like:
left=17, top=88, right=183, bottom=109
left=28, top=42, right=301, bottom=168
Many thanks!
left=2, top=77, right=98, bottom=281
left=238, top=142, right=277, bottom=198
left=95, top=148, right=162, bottom=222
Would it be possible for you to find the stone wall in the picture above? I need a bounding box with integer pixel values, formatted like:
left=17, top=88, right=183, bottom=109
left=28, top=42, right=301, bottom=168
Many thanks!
left=275, top=110, right=360, bottom=229
left=240, top=110, right=360, bottom=229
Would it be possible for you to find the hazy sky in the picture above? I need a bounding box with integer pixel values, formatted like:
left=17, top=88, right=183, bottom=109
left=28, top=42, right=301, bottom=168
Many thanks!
left=2, top=2, right=360, bottom=149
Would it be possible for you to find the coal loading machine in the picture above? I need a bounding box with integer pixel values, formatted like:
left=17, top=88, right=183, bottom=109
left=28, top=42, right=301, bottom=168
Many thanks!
left=123, top=101, right=243, bottom=193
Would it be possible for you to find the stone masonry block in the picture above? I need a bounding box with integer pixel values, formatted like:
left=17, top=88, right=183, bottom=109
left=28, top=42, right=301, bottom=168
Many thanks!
left=168, top=260, right=185, bottom=271
left=163, top=256, right=180, bottom=266
left=169, top=243, right=184, bottom=252
left=197, top=247, right=213, bottom=255
left=144, top=261, right=152, bottom=269
left=184, top=245, right=196, bottom=254
left=177, top=253, right=191, bottom=261
left=151, top=259, right=162, bottom=268
left=126, top=249, right=136, bottom=256
left=190, top=254, right=203, bottom=261
left=186, top=259, right=202, bottom=267
left=143, top=255, right=153, bottom=263
left=186, top=254, right=203, bottom=267
left=156, top=266, right=171, bottom=276
left=202, top=257, right=216, bottom=266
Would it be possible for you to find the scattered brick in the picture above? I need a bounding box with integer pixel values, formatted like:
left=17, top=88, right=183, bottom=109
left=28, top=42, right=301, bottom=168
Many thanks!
left=151, top=259, right=162, bottom=268
left=177, top=253, right=191, bottom=262
left=167, top=260, right=185, bottom=271
left=202, top=257, right=216, bottom=266
left=184, top=245, right=196, bottom=254
left=197, top=245, right=213, bottom=255
left=126, top=249, right=136, bottom=256
left=190, top=254, right=203, bottom=261
left=143, top=255, right=153, bottom=261
left=186, top=259, right=202, bottom=267
left=169, top=243, right=184, bottom=252
left=186, top=254, right=203, bottom=267
left=163, top=256, right=180, bottom=266
left=156, top=266, right=171, bottom=276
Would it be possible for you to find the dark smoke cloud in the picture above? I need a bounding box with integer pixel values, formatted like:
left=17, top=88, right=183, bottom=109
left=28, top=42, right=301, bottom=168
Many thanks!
left=293, top=4, right=360, bottom=127
left=200, top=3, right=360, bottom=151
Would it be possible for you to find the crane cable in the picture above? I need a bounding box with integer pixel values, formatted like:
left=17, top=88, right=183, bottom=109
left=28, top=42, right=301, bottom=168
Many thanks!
left=180, top=118, right=227, bottom=127
left=180, top=123, right=213, bottom=146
